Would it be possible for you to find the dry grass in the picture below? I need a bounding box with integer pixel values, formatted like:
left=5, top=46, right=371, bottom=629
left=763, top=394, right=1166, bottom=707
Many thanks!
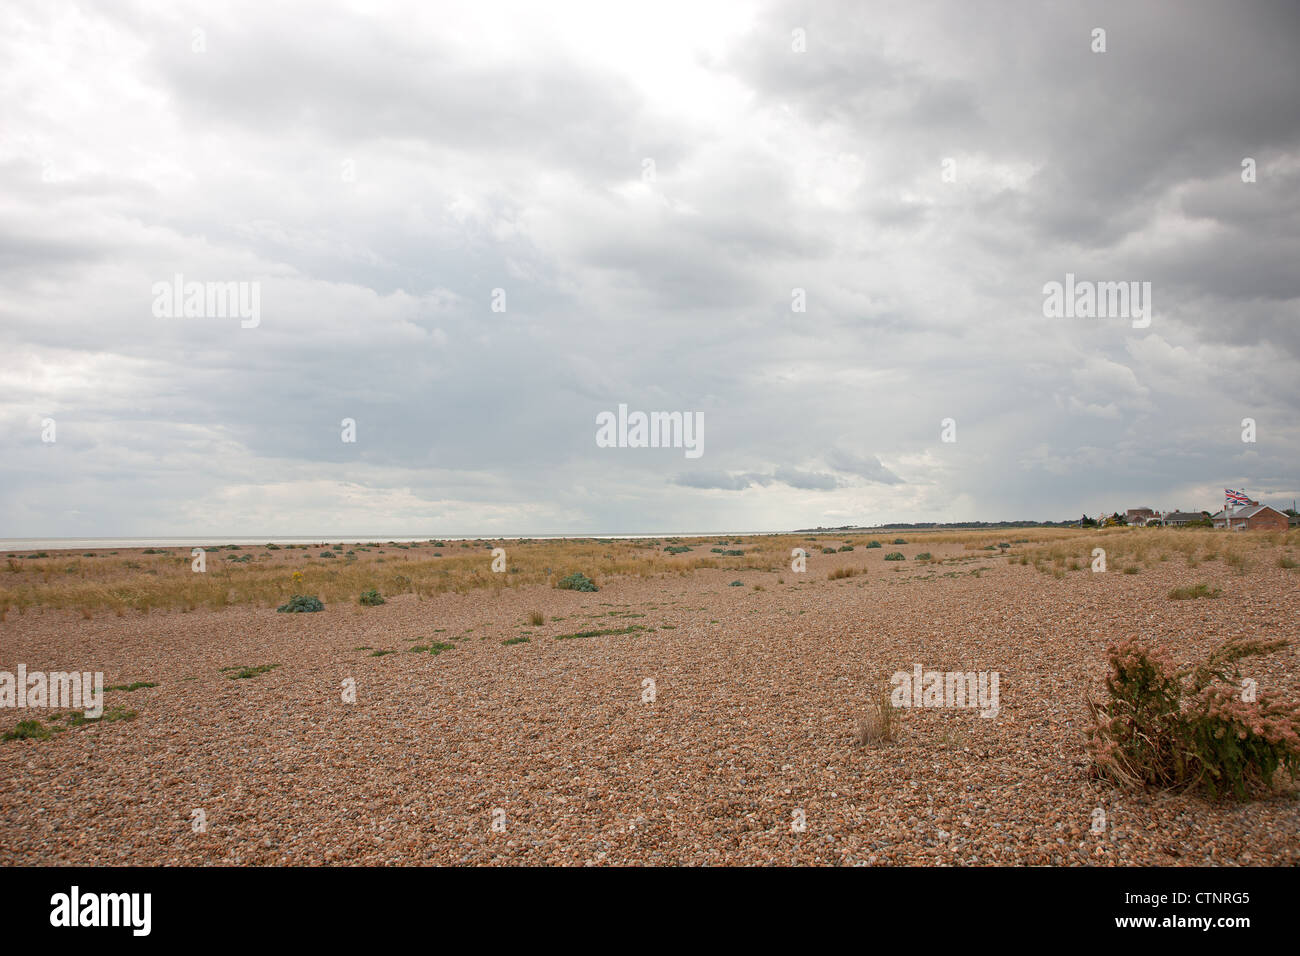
left=855, top=683, right=898, bottom=746
left=0, top=536, right=787, bottom=613
left=3, top=526, right=1296, bottom=615
left=1017, top=526, right=1299, bottom=578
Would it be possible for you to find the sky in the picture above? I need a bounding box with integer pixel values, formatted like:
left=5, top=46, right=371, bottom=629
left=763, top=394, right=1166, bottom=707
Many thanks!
left=2, top=0, right=1297, bottom=537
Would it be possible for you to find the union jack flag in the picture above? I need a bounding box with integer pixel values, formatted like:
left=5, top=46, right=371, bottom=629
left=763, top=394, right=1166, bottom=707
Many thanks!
left=1225, top=488, right=1251, bottom=505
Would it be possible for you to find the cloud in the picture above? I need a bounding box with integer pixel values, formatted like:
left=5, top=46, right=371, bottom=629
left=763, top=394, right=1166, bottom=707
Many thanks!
left=0, top=0, right=1296, bottom=536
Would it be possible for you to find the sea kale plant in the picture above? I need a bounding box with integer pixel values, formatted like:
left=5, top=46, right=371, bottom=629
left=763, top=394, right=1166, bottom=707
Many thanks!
left=1087, top=637, right=1300, bottom=799
left=276, top=594, right=324, bottom=613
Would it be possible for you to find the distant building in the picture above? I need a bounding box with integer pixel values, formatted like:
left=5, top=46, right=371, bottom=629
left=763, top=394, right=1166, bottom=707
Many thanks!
left=1126, top=507, right=1157, bottom=526
left=1161, top=511, right=1205, bottom=527
left=1210, top=503, right=1289, bottom=531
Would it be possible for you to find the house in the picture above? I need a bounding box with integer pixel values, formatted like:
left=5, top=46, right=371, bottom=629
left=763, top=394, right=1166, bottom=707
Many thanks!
left=1210, top=503, right=1290, bottom=531
left=1161, top=511, right=1205, bottom=527
left=1126, top=507, right=1157, bottom=526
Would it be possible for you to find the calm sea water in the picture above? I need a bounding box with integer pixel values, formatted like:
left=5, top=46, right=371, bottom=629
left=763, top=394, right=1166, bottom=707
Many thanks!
left=0, top=533, right=727, bottom=553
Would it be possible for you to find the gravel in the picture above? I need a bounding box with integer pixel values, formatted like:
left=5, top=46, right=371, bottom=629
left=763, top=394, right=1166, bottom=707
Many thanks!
left=2, top=541, right=1297, bottom=865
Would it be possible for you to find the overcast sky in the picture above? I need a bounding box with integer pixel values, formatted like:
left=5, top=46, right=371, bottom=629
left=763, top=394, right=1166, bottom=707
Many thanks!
left=2, top=0, right=1297, bottom=537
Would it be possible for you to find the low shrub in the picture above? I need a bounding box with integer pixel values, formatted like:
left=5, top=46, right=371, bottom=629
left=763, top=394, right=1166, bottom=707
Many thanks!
left=1087, top=637, right=1300, bottom=799
left=865, top=541, right=882, bottom=549
left=883, top=552, right=905, bottom=561
left=358, top=589, right=385, bottom=606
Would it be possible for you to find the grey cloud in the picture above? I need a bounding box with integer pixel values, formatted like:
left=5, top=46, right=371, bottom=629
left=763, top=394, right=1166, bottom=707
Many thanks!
left=0, top=0, right=1296, bottom=536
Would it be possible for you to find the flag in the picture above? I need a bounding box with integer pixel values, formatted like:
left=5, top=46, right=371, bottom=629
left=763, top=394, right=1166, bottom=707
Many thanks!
left=1225, top=488, right=1250, bottom=505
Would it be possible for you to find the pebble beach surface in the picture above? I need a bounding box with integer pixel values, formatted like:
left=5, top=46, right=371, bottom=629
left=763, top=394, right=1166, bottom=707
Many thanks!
left=2, top=538, right=1297, bottom=865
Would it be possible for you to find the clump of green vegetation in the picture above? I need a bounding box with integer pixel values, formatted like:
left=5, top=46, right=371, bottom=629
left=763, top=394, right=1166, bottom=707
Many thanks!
left=721, top=549, right=744, bottom=556
left=729, top=580, right=743, bottom=586
left=277, top=594, right=324, bottom=613
left=320, top=551, right=336, bottom=559
left=554, top=624, right=645, bottom=641
left=1088, top=637, right=1300, bottom=799
left=3, top=719, right=53, bottom=741
left=410, top=642, right=456, bottom=655
left=222, top=663, right=280, bottom=679
left=358, top=588, right=385, bottom=606
left=63, top=704, right=136, bottom=726
left=821, top=547, right=836, bottom=554
left=914, top=552, right=932, bottom=561
left=266, top=543, right=281, bottom=550
left=556, top=572, right=598, bottom=592
left=892, top=538, right=907, bottom=545
left=369, top=649, right=395, bottom=657
left=105, top=681, right=157, bottom=692
left=1279, top=556, right=1299, bottom=570
left=865, top=541, right=882, bottom=549
left=884, top=552, right=905, bottom=561
left=1123, top=567, right=1139, bottom=575
left=837, top=545, right=854, bottom=552
left=1168, top=583, right=1221, bottom=600
left=664, top=545, right=693, bottom=555
left=502, top=636, right=530, bottom=646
